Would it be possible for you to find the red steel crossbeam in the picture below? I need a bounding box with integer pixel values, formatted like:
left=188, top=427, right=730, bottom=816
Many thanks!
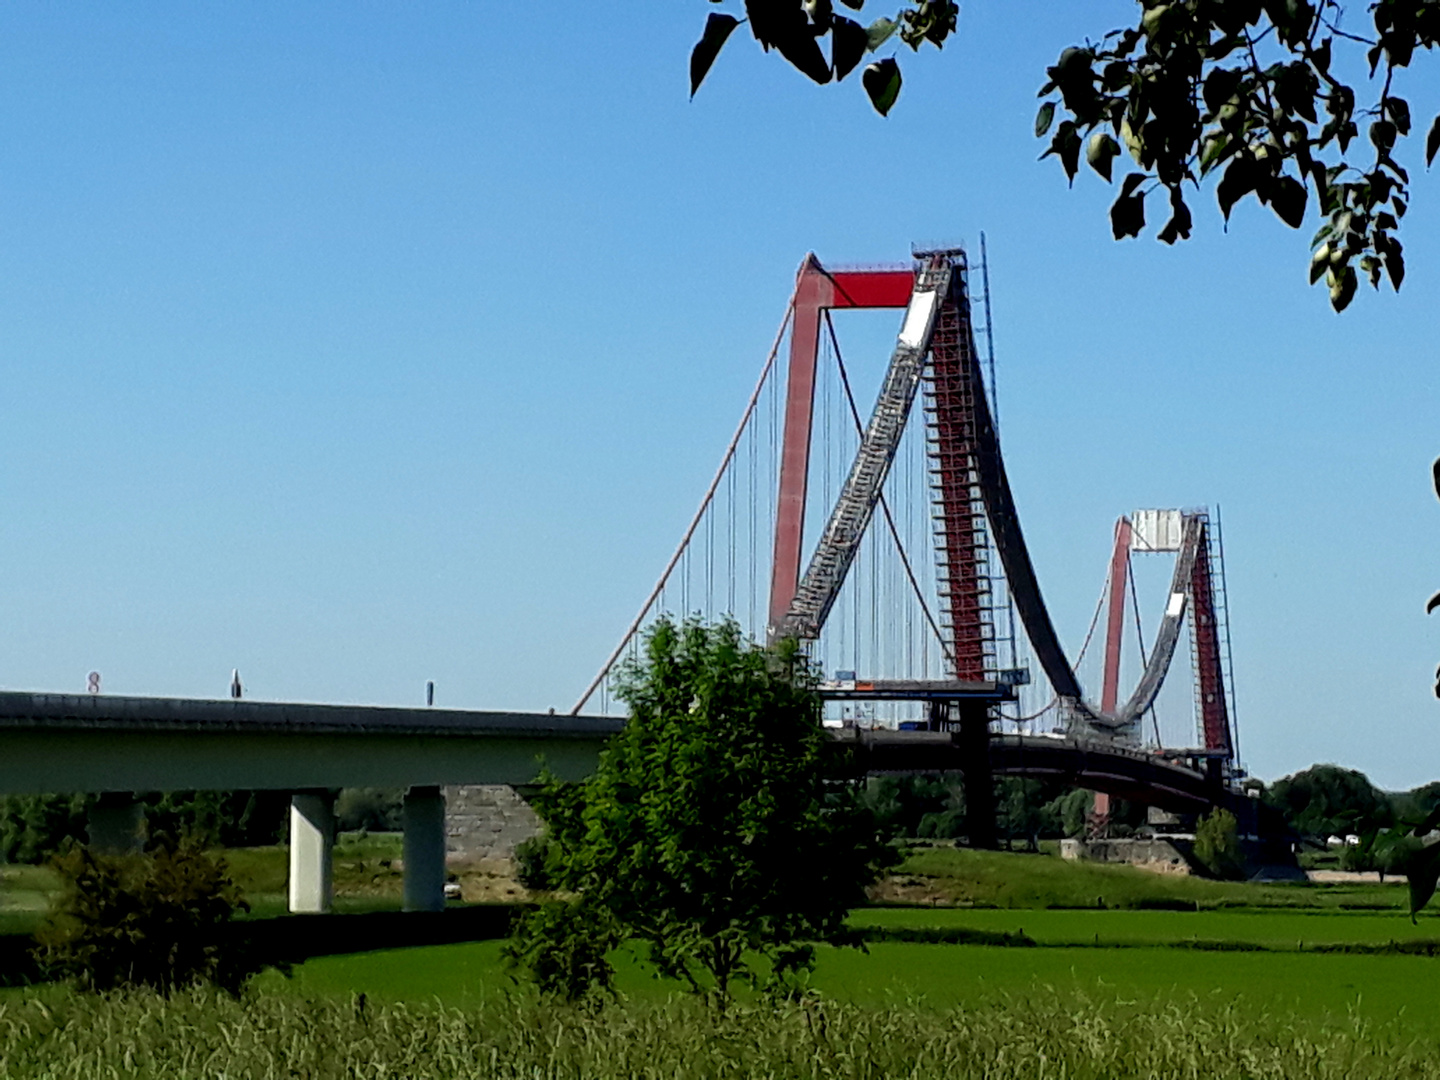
left=767, top=256, right=915, bottom=638
left=1100, top=517, right=1132, bottom=714
left=1189, top=520, right=1232, bottom=754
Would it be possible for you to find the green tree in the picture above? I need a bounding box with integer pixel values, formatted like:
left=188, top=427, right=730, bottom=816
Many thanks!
left=1266, top=763, right=1392, bottom=838
left=691, top=1, right=1440, bottom=310
left=862, top=773, right=966, bottom=839
left=141, top=790, right=287, bottom=850
left=0, top=794, right=93, bottom=864
left=1046, top=788, right=1095, bottom=839
left=997, top=778, right=1062, bottom=851
left=505, top=616, right=892, bottom=1005
left=1193, top=807, right=1246, bottom=879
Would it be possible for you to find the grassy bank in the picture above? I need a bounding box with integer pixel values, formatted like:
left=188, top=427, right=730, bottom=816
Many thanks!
left=885, top=845, right=1399, bottom=910
left=3, top=986, right=1439, bottom=1079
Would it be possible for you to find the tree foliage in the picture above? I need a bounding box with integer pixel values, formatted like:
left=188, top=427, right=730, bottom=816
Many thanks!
left=505, top=617, right=892, bottom=1005
left=0, top=791, right=288, bottom=865
left=1193, top=807, right=1246, bottom=878
left=861, top=773, right=968, bottom=839
left=1266, top=763, right=1393, bottom=837
left=688, top=0, right=948, bottom=115
left=0, top=794, right=94, bottom=865
left=693, top=0, right=1440, bottom=309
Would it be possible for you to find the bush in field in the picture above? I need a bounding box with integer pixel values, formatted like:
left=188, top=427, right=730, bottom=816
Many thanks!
left=507, top=617, right=892, bottom=1004
left=33, top=841, right=255, bottom=994
left=997, top=778, right=1063, bottom=850
left=864, top=774, right=967, bottom=839
left=1193, top=808, right=1245, bottom=881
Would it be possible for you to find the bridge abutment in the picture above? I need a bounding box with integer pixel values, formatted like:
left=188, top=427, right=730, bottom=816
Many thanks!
left=402, top=785, right=447, bottom=912
left=288, top=792, right=336, bottom=914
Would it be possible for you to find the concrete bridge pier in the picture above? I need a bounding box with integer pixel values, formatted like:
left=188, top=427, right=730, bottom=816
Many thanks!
left=929, top=699, right=997, bottom=849
left=87, top=792, right=144, bottom=854
left=402, top=785, right=447, bottom=912
left=288, top=791, right=336, bottom=914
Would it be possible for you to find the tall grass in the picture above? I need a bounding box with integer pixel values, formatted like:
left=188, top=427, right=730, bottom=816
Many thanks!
left=0, top=987, right=1436, bottom=1079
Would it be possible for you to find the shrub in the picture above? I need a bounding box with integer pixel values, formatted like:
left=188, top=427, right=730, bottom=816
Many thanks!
left=33, top=841, right=256, bottom=994
left=1193, top=808, right=1246, bottom=880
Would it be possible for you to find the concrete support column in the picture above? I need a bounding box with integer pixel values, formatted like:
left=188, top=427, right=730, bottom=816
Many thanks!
left=87, top=792, right=144, bottom=855
left=289, top=792, right=335, bottom=914
left=403, top=785, right=447, bottom=912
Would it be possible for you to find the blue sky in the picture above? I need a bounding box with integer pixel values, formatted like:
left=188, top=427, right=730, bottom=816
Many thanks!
left=1, top=2, right=1438, bottom=788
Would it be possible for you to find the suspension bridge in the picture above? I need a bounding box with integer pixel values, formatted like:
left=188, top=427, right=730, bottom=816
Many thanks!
left=573, top=243, right=1255, bottom=842
left=0, top=241, right=1264, bottom=915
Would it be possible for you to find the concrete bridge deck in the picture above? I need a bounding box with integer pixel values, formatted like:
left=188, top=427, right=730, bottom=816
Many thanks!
left=0, top=690, right=622, bottom=794
left=0, top=691, right=1248, bottom=914
left=0, top=690, right=621, bottom=916
left=836, top=728, right=1233, bottom=816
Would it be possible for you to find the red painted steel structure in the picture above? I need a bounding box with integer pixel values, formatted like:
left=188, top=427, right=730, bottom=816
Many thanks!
left=767, top=257, right=915, bottom=638
left=766, top=255, right=990, bottom=681
left=1100, top=517, right=1133, bottom=714
left=924, top=277, right=990, bottom=679
left=1189, top=519, right=1232, bottom=754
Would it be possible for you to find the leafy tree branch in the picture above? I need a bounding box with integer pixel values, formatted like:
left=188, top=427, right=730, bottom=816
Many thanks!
left=693, top=0, right=1440, bottom=310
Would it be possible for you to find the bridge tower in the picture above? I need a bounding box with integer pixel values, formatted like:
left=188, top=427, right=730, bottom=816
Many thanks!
left=575, top=243, right=1245, bottom=839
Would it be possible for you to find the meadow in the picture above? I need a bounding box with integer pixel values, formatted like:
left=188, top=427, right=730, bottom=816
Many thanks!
left=235, top=843, right=1440, bottom=1033
left=5, top=840, right=1440, bottom=1076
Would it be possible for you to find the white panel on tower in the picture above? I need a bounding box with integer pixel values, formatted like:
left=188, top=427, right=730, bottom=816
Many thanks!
left=1131, top=508, right=1183, bottom=552
left=897, top=289, right=939, bottom=349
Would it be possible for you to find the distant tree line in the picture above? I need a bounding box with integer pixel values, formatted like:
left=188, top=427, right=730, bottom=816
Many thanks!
left=1, top=764, right=1429, bottom=866
left=0, top=788, right=406, bottom=864
left=1259, top=763, right=1440, bottom=839
left=862, top=762, right=1440, bottom=853
left=861, top=774, right=1101, bottom=848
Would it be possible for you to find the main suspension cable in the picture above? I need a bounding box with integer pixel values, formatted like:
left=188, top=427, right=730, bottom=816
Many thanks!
left=571, top=298, right=797, bottom=714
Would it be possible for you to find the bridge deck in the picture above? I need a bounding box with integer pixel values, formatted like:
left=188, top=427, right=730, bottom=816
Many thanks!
left=835, top=728, right=1234, bottom=815
left=0, top=691, right=622, bottom=795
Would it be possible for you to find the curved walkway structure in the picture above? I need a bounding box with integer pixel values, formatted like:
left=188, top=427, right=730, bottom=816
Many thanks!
left=0, top=690, right=620, bottom=915
left=837, top=728, right=1236, bottom=817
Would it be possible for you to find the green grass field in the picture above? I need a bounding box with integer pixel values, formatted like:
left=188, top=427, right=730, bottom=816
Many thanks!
left=247, top=929, right=1440, bottom=1031
left=7, top=841, right=1439, bottom=1034
left=850, top=905, right=1440, bottom=948
left=227, top=845, right=1437, bottom=1032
